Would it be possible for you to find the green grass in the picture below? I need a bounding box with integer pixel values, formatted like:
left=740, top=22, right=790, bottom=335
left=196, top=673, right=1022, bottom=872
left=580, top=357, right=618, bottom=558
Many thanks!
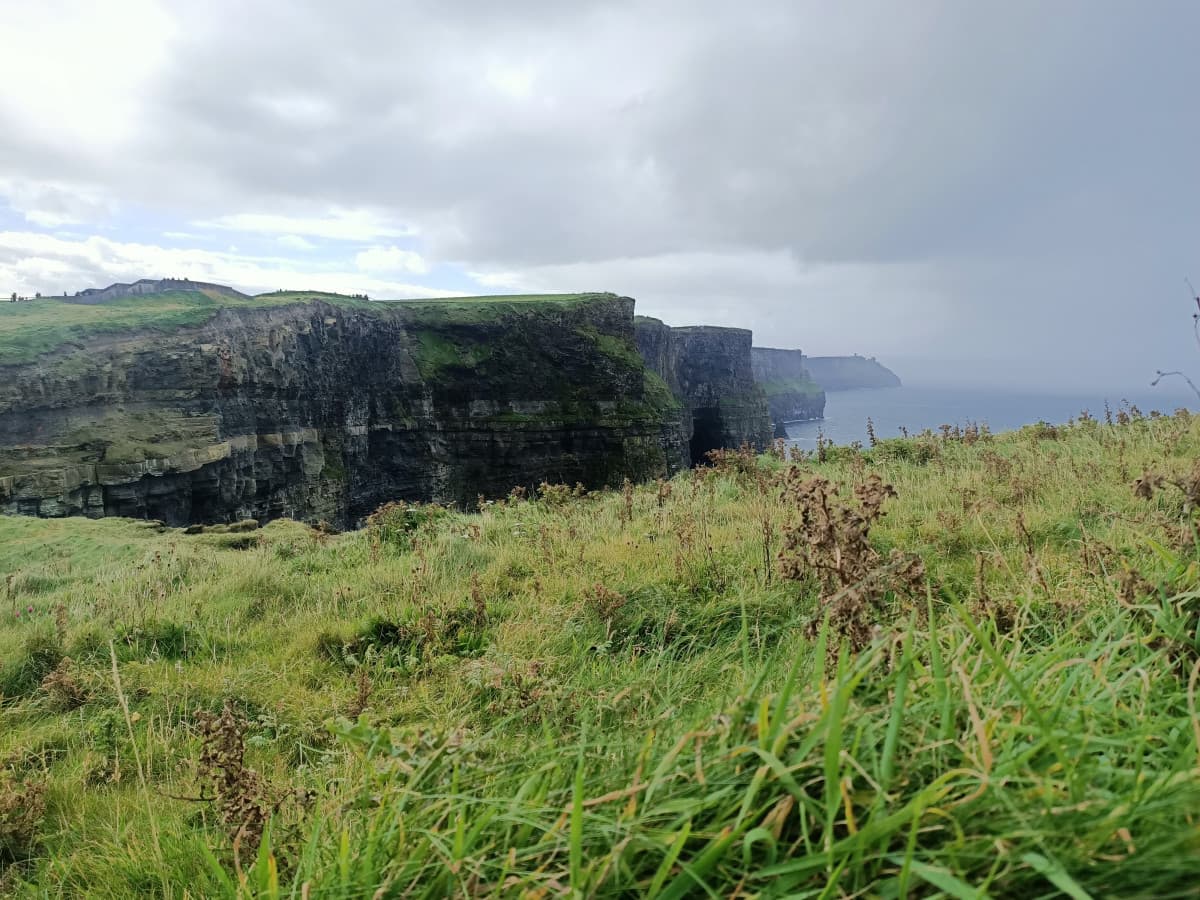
left=575, top=324, right=645, bottom=370
left=0, top=290, right=608, bottom=365
left=1, top=413, right=1199, bottom=896
left=0, top=411, right=222, bottom=475
left=389, top=292, right=602, bottom=305
left=0, top=292, right=223, bottom=364
left=642, top=369, right=684, bottom=414
left=759, top=375, right=824, bottom=398
left=409, top=329, right=471, bottom=375
left=398, top=294, right=615, bottom=335
left=0, top=290, right=366, bottom=365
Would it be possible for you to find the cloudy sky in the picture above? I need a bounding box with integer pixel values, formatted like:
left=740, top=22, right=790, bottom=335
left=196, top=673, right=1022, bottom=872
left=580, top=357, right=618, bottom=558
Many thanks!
left=2, top=1, right=1197, bottom=391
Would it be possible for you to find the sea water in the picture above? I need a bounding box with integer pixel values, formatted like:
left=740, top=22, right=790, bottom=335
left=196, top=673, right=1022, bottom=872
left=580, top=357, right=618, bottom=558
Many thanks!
left=785, top=385, right=1199, bottom=447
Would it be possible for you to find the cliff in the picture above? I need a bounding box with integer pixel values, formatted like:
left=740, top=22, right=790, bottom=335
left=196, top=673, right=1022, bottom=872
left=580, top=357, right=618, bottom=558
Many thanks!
left=803, top=355, right=901, bottom=391
left=635, top=318, right=772, bottom=463
left=0, top=289, right=690, bottom=526
left=750, top=347, right=826, bottom=433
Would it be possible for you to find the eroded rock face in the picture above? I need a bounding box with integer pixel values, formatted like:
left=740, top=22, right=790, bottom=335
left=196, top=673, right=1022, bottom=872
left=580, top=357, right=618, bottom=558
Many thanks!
left=635, top=318, right=772, bottom=463
left=0, top=294, right=688, bottom=526
left=751, top=347, right=827, bottom=430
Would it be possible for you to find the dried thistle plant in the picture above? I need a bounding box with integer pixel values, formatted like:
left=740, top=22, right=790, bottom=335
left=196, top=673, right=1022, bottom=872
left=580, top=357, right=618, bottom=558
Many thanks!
left=0, top=770, right=46, bottom=864
left=973, top=554, right=1016, bottom=633
left=1134, top=469, right=1166, bottom=500
left=469, top=574, right=487, bottom=625
left=195, top=703, right=272, bottom=859
left=1015, top=512, right=1050, bottom=594
left=1133, top=461, right=1200, bottom=512
left=583, top=583, right=627, bottom=626
left=778, top=472, right=924, bottom=654
left=703, top=444, right=758, bottom=479
left=347, top=668, right=373, bottom=718
left=655, top=478, right=672, bottom=508
left=40, top=657, right=89, bottom=710
left=53, top=603, right=68, bottom=644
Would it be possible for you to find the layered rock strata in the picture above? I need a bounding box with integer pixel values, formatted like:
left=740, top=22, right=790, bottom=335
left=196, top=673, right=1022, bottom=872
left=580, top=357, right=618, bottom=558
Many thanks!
left=0, top=293, right=687, bottom=526
left=635, top=318, right=772, bottom=463
left=750, top=347, right=827, bottom=434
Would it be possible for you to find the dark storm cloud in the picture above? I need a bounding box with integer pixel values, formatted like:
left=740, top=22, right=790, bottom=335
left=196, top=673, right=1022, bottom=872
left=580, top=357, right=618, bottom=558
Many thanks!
left=136, top=1, right=1197, bottom=262
left=1, top=0, right=1198, bottom=389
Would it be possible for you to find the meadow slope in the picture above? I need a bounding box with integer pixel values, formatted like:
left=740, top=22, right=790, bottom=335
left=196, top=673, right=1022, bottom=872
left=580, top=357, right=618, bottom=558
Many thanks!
left=1, top=411, right=1199, bottom=897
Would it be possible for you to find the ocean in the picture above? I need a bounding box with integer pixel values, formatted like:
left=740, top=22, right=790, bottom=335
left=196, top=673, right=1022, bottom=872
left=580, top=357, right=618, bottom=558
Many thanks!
left=784, top=384, right=1200, bottom=447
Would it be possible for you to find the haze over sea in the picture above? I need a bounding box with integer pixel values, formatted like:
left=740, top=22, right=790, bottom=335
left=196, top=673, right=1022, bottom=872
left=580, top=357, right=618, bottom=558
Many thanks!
left=785, top=383, right=1200, bottom=447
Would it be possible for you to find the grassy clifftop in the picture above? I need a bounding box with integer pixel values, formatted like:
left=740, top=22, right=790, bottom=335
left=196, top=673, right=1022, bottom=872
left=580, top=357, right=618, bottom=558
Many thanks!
left=759, top=375, right=824, bottom=398
left=0, top=289, right=606, bottom=365
left=1, top=411, right=1199, bottom=894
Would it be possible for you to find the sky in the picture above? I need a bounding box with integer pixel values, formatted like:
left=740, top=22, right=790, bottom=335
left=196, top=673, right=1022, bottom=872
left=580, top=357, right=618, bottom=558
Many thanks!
left=1, top=1, right=1198, bottom=392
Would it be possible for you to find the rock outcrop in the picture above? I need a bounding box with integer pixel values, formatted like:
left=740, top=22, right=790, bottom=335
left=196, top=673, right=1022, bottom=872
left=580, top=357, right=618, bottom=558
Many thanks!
left=803, top=355, right=901, bottom=391
left=0, top=291, right=690, bottom=526
left=72, top=278, right=249, bottom=303
left=750, top=347, right=826, bottom=434
left=635, top=318, right=772, bottom=463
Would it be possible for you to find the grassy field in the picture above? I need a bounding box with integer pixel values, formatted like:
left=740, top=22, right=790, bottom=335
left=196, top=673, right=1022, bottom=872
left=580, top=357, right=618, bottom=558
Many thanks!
left=1, top=412, right=1199, bottom=896
left=759, top=376, right=825, bottom=399
left=0, top=290, right=603, bottom=365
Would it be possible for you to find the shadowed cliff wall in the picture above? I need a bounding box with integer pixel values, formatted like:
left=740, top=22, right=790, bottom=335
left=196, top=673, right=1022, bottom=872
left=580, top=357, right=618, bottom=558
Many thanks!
left=751, top=347, right=826, bottom=431
left=0, top=293, right=687, bottom=526
left=635, top=318, right=772, bottom=463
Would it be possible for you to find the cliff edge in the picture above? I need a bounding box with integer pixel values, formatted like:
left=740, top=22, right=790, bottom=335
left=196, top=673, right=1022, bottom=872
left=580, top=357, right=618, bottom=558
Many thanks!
left=750, top=347, right=826, bottom=433
left=635, top=318, right=772, bottom=463
left=0, top=288, right=692, bottom=526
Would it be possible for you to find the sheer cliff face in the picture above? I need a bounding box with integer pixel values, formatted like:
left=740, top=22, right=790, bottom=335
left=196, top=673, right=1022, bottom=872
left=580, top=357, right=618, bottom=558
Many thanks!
left=635, top=318, right=772, bottom=463
left=0, top=294, right=687, bottom=526
left=751, top=347, right=827, bottom=428
left=802, top=356, right=901, bottom=390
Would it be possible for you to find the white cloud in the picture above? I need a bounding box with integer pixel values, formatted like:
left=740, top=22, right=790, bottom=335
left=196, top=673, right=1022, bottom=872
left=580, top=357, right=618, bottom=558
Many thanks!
left=277, top=234, right=317, bottom=251
left=0, top=230, right=461, bottom=300
left=485, top=63, right=538, bottom=100
left=251, top=92, right=338, bottom=127
left=0, top=1, right=176, bottom=152
left=355, top=245, right=429, bottom=275
left=469, top=269, right=526, bottom=290
left=195, top=209, right=415, bottom=242
left=0, top=178, right=118, bottom=227
left=0, top=2, right=1195, bottom=391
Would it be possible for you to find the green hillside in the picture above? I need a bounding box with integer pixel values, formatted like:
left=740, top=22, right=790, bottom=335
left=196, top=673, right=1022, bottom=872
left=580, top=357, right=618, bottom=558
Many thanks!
left=0, top=290, right=602, bottom=365
left=1, top=411, right=1199, bottom=895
